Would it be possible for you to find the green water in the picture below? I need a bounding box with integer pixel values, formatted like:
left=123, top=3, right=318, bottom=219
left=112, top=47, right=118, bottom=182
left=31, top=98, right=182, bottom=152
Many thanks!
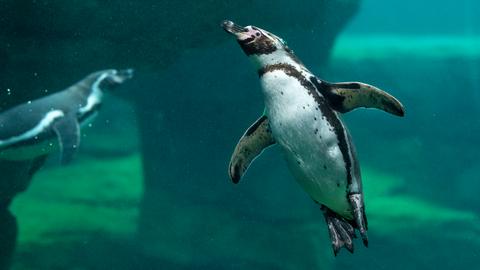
left=1, top=0, right=479, bottom=269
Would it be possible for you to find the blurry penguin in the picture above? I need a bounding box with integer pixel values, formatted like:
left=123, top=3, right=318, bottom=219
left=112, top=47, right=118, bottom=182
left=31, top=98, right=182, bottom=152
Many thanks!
left=0, top=69, right=134, bottom=166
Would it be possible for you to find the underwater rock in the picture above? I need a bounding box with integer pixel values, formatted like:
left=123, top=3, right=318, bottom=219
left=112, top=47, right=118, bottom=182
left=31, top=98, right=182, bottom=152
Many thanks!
left=0, top=160, right=35, bottom=270
left=11, top=159, right=480, bottom=269
left=0, top=210, right=16, bottom=270
left=130, top=3, right=361, bottom=262
left=0, top=0, right=360, bottom=268
left=11, top=155, right=334, bottom=269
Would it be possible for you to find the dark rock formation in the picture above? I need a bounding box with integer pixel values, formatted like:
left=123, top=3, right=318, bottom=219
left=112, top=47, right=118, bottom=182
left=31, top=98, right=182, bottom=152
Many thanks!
left=0, top=210, right=16, bottom=270
left=0, top=159, right=40, bottom=270
left=0, top=0, right=360, bottom=268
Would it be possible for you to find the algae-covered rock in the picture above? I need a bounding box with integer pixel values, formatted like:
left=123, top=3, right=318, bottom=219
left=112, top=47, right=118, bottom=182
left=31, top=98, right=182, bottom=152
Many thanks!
left=11, top=156, right=143, bottom=246
left=10, top=157, right=480, bottom=269
left=10, top=156, right=142, bottom=269
left=11, top=155, right=333, bottom=269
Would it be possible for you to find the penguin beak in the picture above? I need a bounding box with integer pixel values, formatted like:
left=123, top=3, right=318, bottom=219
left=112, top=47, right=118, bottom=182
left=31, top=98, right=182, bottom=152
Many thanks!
left=222, top=20, right=245, bottom=36
left=118, top=69, right=134, bottom=80
left=110, top=69, right=134, bottom=84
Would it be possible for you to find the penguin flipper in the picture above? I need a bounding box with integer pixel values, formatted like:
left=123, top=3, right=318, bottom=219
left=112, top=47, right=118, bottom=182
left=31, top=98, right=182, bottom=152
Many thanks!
left=314, top=78, right=405, bottom=116
left=229, top=115, right=275, bottom=184
left=52, top=115, right=80, bottom=165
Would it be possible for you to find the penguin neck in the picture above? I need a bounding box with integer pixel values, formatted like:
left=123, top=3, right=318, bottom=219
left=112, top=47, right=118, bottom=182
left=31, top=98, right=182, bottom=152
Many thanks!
left=67, top=75, right=102, bottom=97
left=73, top=74, right=107, bottom=115
left=250, top=49, right=304, bottom=72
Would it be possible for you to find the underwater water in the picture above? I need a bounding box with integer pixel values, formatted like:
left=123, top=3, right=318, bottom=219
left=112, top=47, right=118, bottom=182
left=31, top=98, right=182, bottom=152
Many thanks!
left=0, top=0, right=479, bottom=269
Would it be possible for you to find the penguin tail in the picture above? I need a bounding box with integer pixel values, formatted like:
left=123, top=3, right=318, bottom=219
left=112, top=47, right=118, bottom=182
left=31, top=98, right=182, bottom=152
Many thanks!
left=349, top=193, right=369, bottom=247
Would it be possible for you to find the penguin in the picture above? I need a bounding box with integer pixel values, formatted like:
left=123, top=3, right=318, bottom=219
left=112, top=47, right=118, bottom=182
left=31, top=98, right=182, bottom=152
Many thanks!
left=0, top=69, right=133, bottom=164
left=222, top=20, right=405, bottom=255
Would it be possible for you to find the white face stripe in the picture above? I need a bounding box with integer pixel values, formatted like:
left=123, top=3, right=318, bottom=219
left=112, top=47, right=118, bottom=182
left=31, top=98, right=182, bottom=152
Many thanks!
left=78, top=71, right=110, bottom=115
left=237, top=26, right=260, bottom=42
left=0, top=110, right=64, bottom=148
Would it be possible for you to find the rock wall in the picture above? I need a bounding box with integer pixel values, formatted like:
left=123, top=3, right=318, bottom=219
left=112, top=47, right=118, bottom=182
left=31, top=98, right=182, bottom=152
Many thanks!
left=0, top=0, right=361, bottom=268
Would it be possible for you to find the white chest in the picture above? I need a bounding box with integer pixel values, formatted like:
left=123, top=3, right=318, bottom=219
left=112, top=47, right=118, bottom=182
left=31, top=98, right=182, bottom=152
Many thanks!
left=260, top=70, right=352, bottom=216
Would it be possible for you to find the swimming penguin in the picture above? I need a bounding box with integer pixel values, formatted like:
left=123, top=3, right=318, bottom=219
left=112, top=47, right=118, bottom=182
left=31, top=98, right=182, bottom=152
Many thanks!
left=0, top=69, right=133, bottom=164
left=223, top=20, right=405, bottom=255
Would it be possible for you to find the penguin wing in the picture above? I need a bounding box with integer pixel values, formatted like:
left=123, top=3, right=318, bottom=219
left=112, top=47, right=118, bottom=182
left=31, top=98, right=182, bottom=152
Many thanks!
left=314, top=78, right=405, bottom=117
left=229, top=115, right=276, bottom=184
left=52, top=114, right=80, bottom=165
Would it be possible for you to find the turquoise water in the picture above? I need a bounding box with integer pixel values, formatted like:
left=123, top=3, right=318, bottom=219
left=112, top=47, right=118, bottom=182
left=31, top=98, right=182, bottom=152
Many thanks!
left=0, top=0, right=479, bottom=269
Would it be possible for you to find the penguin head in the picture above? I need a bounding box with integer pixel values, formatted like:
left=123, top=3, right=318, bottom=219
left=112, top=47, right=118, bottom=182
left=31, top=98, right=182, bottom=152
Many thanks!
left=222, top=20, right=288, bottom=57
left=86, top=69, right=134, bottom=91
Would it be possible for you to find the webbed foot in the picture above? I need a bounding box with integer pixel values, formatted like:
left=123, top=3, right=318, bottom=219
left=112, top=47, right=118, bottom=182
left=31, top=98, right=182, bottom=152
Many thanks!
left=322, top=206, right=357, bottom=256
left=321, top=194, right=369, bottom=256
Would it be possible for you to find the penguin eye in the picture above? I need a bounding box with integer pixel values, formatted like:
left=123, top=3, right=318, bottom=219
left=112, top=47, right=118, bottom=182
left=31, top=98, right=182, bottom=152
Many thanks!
left=255, top=32, right=261, bottom=37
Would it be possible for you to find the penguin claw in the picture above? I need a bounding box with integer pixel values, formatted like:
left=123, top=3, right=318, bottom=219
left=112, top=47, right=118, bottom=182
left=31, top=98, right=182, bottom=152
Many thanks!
left=340, top=218, right=356, bottom=239
left=363, top=238, right=369, bottom=248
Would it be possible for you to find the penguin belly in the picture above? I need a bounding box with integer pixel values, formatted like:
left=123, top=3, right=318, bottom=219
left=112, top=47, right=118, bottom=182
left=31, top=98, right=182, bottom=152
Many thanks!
left=261, top=71, right=352, bottom=218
